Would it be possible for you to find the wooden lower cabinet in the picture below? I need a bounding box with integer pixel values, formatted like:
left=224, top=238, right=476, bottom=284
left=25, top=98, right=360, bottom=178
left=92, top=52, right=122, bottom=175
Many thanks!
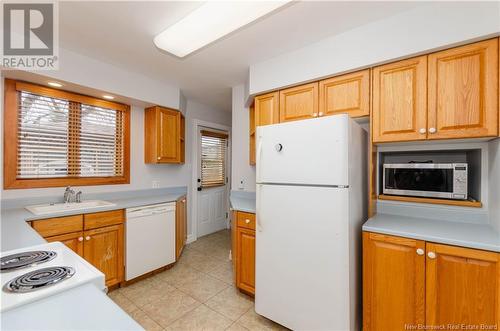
left=45, top=231, right=84, bottom=257
left=176, top=195, right=187, bottom=260
left=232, top=211, right=256, bottom=295
left=363, top=232, right=500, bottom=331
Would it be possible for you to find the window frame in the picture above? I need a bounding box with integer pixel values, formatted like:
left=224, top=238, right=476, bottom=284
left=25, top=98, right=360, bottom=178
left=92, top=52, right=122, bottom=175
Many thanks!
left=200, top=129, right=228, bottom=188
left=4, top=79, right=130, bottom=189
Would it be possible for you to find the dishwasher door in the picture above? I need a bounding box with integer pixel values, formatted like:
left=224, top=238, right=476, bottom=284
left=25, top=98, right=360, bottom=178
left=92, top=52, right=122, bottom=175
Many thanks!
left=125, top=203, right=176, bottom=281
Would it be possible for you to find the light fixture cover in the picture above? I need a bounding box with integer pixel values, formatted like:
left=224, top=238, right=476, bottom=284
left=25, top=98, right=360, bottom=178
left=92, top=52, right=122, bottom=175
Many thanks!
left=47, top=82, right=63, bottom=87
left=154, top=1, right=290, bottom=58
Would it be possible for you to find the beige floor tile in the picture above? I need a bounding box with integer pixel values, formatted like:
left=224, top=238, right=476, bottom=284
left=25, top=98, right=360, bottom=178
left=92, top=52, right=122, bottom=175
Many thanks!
left=177, top=273, right=229, bottom=303
left=204, top=244, right=231, bottom=262
left=165, top=305, right=233, bottom=331
left=205, top=287, right=253, bottom=321
left=207, top=260, right=234, bottom=284
left=155, top=263, right=200, bottom=285
left=141, top=289, right=201, bottom=328
left=108, top=291, right=139, bottom=314
left=225, top=322, right=250, bottom=331
left=129, top=309, right=163, bottom=331
left=121, top=278, right=176, bottom=307
left=187, top=254, right=229, bottom=273
left=236, top=309, right=288, bottom=331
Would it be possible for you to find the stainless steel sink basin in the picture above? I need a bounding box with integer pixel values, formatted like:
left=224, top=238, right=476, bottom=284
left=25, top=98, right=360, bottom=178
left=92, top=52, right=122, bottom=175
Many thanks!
left=25, top=200, right=116, bottom=215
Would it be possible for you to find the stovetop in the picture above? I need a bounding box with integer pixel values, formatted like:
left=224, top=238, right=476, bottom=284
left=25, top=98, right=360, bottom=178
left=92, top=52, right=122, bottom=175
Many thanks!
left=0, top=242, right=105, bottom=312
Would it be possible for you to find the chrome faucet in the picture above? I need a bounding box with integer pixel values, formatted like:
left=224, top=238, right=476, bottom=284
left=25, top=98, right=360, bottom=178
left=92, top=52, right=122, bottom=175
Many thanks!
left=75, top=191, right=82, bottom=203
left=63, top=186, right=75, bottom=203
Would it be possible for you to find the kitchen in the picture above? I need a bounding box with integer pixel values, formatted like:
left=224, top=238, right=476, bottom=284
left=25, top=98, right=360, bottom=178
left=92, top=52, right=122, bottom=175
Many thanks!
left=1, top=1, right=500, bottom=331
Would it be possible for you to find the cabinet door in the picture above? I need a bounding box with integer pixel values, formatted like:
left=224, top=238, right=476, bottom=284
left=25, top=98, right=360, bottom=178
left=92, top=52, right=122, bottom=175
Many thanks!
left=84, top=224, right=124, bottom=287
left=45, top=232, right=84, bottom=257
left=426, top=243, right=500, bottom=327
left=279, top=82, right=319, bottom=123
left=176, top=196, right=187, bottom=260
left=157, top=108, right=180, bottom=162
left=236, top=227, right=255, bottom=295
left=319, top=69, right=370, bottom=118
left=231, top=211, right=238, bottom=283
left=363, top=232, right=425, bottom=331
left=428, top=39, right=498, bottom=139
left=255, top=92, right=279, bottom=126
left=372, top=56, right=428, bottom=142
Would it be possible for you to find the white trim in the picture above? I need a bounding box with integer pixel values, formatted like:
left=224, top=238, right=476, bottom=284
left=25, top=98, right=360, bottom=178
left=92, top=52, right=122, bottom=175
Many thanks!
left=190, top=119, right=231, bottom=242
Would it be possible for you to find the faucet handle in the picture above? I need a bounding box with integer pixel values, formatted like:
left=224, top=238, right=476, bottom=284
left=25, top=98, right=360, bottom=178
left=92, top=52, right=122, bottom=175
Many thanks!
left=75, top=191, right=82, bottom=203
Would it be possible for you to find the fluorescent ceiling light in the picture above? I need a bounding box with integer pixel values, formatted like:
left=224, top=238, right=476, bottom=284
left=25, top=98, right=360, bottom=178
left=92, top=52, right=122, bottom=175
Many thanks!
left=154, top=1, right=291, bottom=58
left=47, top=81, right=63, bottom=87
left=102, top=95, right=115, bottom=100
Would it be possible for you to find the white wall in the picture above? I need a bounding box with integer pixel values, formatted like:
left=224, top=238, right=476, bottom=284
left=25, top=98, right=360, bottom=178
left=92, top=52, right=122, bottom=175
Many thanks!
left=231, top=85, right=256, bottom=192
left=248, top=1, right=500, bottom=96
left=489, top=139, right=500, bottom=231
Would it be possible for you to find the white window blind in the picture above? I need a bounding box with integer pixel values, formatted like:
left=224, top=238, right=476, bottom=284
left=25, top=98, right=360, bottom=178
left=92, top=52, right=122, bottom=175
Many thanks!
left=17, top=90, right=125, bottom=179
left=200, top=130, right=228, bottom=187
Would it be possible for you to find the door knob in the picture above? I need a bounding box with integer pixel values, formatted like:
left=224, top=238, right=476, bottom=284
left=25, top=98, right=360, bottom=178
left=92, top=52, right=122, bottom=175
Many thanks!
left=275, top=143, right=283, bottom=152
left=85, top=236, right=91, bottom=241
left=427, top=251, right=436, bottom=259
left=419, top=128, right=426, bottom=134
left=429, top=127, right=437, bottom=134
left=416, top=248, right=424, bottom=255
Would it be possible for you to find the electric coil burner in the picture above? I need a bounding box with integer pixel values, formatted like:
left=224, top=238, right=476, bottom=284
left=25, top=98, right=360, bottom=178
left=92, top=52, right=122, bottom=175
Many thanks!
left=3, top=266, right=75, bottom=293
left=0, top=251, right=57, bottom=272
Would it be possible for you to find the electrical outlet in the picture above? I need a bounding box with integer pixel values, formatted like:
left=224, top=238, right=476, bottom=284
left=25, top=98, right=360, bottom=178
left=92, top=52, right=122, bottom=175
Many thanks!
left=239, top=179, right=245, bottom=190
left=152, top=180, right=160, bottom=188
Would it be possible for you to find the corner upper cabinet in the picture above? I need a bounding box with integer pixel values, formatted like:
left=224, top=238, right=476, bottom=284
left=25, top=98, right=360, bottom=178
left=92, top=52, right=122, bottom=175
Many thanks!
left=255, top=92, right=279, bottom=126
left=319, top=69, right=370, bottom=118
left=372, top=56, right=428, bottom=143
left=428, top=38, right=499, bottom=139
left=145, top=106, right=185, bottom=164
left=279, top=82, right=319, bottom=122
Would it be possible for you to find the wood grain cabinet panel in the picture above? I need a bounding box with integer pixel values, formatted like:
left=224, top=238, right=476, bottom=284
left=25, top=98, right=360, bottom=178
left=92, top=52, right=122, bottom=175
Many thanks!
left=236, top=227, right=256, bottom=295
left=145, top=106, right=185, bottom=164
left=319, top=69, right=370, bottom=118
left=428, top=38, right=499, bottom=139
left=249, top=104, right=256, bottom=165
left=176, top=195, right=187, bottom=260
left=45, top=232, right=84, bottom=257
left=372, top=56, right=428, bottom=142
left=363, top=232, right=425, bottom=331
left=255, top=92, right=279, bottom=126
left=31, top=215, right=83, bottom=237
left=279, top=82, right=319, bottom=122
left=84, top=209, right=124, bottom=230
left=83, top=223, right=124, bottom=287
left=426, top=243, right=500, bottom=328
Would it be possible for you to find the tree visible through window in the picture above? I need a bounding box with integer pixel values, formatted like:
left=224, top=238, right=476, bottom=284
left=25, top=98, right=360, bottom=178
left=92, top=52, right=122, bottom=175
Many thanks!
left=200, top=130, right=228, bottom=188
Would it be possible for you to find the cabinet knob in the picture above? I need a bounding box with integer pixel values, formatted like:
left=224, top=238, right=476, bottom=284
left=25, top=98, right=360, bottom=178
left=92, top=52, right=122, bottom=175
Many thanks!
left=182, top=199, right=186, bottom=203
left=157, top=157, right=161, bottom=160
left=245, top=219, right=251, bottom=224
left=416, top=248, right=424, bottom=255
left=318, top=112, right=324, bottom=117
left=78, top=237, right=84, bottom=242
left=427, top=251, right=436, bottom=259
left=419, top=128, right=426, bottom=134
left=312, top=113, right=318, bottom=117
left=429, top=127, right=437, bottom=134
left=85, top=236, right=91, bottom=241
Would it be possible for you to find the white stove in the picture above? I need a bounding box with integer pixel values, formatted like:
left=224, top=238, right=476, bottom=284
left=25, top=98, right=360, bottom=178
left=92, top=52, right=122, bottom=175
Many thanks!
left=0, top=242, right=105, bottom=312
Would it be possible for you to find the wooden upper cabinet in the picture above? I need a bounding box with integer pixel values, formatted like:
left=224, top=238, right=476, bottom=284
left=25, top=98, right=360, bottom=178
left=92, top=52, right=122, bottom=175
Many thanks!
left=255, top=92, right=279, bottom=126
left=249, top=104, right=256, bottom=165
left=145, top=106, right=185, bottom=164
left=426, top=243, right=500, bottom=327
left=363, top=232, right=425, bottom=331
left=372, top=56, right=428, bottom=143
left=428, top=38, right=499, bottom=139
left=279, top=82, right=319, bottom=123
left=319, top=69, right=370, bottom=118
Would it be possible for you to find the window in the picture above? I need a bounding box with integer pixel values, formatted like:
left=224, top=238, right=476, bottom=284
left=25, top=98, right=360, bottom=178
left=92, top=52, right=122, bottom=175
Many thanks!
left=4, top=79, right=130, bottom=189
left=200, top=130, right=228, bottom=188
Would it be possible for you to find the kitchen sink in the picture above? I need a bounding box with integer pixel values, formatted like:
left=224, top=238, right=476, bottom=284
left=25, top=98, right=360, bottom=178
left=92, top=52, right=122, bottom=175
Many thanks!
left=25, top=200, right=116, bottom=216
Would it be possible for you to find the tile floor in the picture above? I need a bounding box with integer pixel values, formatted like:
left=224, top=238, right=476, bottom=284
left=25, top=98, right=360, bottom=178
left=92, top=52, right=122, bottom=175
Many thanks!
left=109, top=229, right=287, bottom=331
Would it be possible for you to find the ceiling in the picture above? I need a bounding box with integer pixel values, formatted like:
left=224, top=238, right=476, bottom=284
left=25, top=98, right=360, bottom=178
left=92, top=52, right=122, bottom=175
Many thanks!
left=59, top=1, right=425, bottom=112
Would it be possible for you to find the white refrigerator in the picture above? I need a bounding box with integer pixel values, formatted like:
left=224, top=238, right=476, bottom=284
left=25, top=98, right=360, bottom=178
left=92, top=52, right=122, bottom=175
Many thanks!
left=255, top=114, right=367, bottom=331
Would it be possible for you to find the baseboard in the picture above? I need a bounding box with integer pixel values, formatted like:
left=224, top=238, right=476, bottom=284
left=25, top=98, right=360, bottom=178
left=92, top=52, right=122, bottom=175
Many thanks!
left=186, top=234, right=196, bottom=244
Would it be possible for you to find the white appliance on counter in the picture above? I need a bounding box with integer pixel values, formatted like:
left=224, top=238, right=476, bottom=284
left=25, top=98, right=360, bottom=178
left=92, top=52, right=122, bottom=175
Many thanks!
left=255, top=114, right=367, bottom=331
left=0, top=242, right=105, bottom=312
left=125, top=202, right=176, bottom=281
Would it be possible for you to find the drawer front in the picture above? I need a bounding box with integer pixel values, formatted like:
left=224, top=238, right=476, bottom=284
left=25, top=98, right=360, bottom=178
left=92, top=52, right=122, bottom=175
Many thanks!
left=237, top=212, right=256, bottom=230
left=84, top=210, right=124, bottom=230
left=32, top=215, right=83, bottom=237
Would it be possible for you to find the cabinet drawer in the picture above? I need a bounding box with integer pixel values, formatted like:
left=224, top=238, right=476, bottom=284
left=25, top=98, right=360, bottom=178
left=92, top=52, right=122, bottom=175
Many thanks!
left=237, top=212, right=256, bottom=230
left=84, top=210, right=124, bottom=230
left=32, top=215, right=83, bottom=237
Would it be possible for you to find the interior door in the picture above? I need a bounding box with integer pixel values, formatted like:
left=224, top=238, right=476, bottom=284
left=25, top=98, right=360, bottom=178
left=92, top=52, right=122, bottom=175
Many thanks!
left=197, top=128, right=229, bottom=237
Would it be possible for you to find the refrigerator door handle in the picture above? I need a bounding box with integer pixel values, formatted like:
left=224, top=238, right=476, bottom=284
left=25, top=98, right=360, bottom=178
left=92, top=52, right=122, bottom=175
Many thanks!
left=256, top=136, right=263, bottom=182
left=256, top=185, right=263, bottom=232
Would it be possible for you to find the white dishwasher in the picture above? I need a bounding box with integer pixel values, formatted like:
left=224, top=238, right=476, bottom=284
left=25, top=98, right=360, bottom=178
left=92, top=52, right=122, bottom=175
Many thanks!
left=125, top=202, right=176, bottom=281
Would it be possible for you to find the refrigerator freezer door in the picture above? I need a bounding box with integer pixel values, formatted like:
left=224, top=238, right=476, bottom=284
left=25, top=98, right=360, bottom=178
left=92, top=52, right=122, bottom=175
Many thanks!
left=255, top=184, right=351, bottom=330
left=256, top=115, right=349, bottom=186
